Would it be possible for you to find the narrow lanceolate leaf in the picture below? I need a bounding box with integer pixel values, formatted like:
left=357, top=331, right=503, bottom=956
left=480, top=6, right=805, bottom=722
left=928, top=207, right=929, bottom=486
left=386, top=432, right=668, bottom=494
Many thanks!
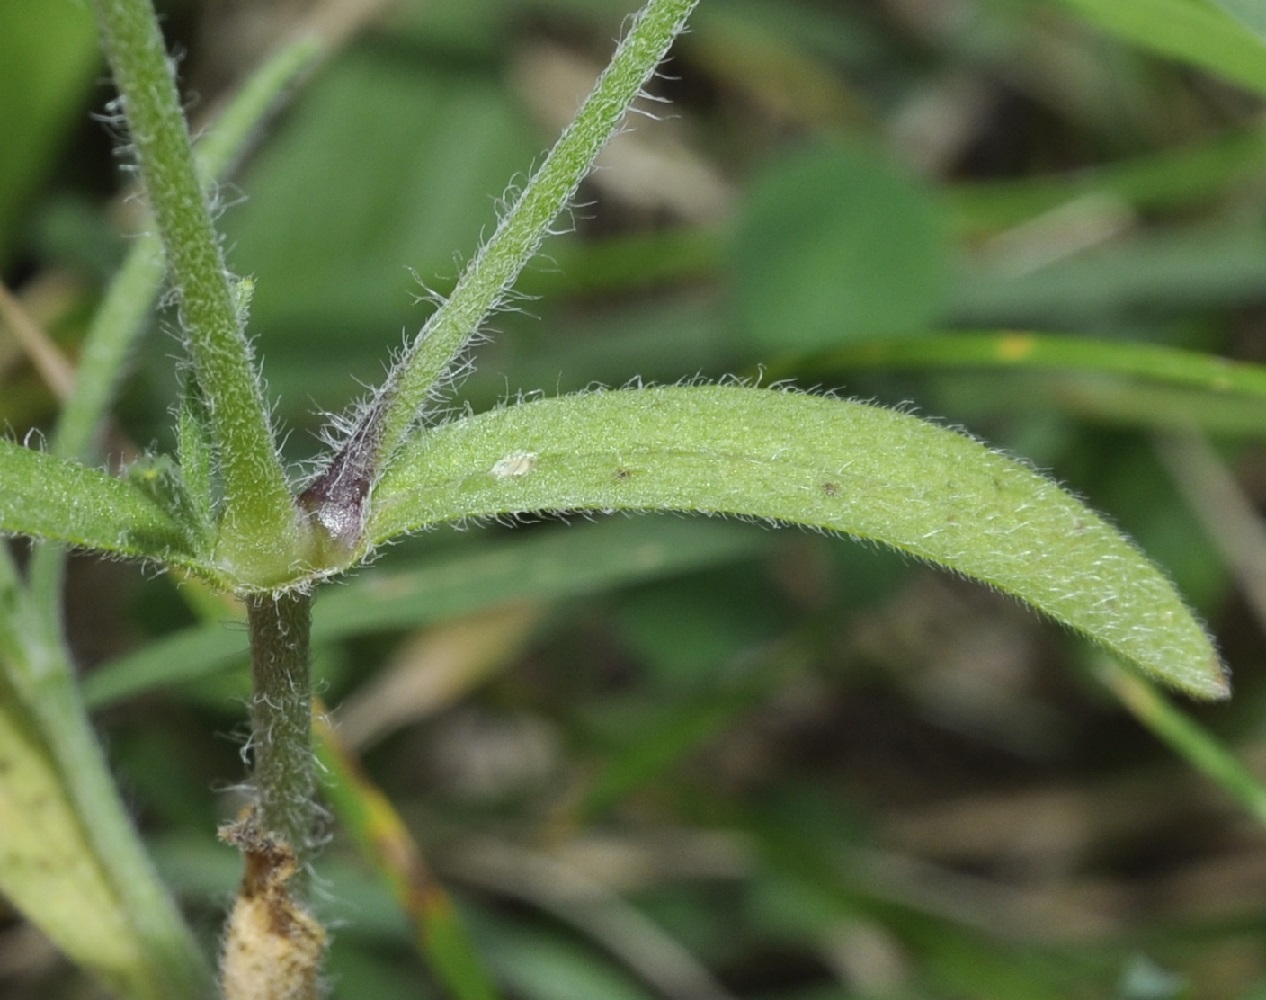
left=813, top=331, right=1266, bottom=399
left=1055, top=0, right=1266, bottom=99
left=369, top=386, right=1227, bottom=699
left=314, top=714, right=504, bottom=1000
left=0, top=439, right=199, bottom=562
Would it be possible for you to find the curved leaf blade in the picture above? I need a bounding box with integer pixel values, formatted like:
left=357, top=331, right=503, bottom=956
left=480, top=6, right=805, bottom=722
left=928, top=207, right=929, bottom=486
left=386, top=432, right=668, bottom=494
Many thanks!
left=0, top=440, right=198, bottom=562
left=370, top=386, right=1227, bottom=699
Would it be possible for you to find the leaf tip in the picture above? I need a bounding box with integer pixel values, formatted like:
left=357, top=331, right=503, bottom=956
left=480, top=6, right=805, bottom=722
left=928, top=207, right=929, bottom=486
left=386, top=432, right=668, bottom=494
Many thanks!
left=1196, top=653, right=1233, bottom=701
left=1161, top=649, right=1232, bottom=701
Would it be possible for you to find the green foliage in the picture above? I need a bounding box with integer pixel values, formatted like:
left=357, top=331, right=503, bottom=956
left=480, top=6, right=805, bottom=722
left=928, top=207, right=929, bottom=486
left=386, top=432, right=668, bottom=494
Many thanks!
left=0, top=688, right=161, bottom=1000
left=6, top=0, right=1266, bottom=997
left=0, top=4, right=99, bottom=262
left=1210, top=0, right=1266, bottom=40
left=370, top=385, right=1225, bottom=697
left=733, top=141, right=951, bottom=351
left=1054, top=0, right=1266, bottom=97
left=0, top=439, right=198, bottom=562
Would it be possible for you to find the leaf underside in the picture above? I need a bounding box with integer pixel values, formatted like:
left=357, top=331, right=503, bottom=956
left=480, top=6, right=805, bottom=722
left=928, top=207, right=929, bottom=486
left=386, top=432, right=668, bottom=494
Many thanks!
left=370, top=385, right=1227, bottom=699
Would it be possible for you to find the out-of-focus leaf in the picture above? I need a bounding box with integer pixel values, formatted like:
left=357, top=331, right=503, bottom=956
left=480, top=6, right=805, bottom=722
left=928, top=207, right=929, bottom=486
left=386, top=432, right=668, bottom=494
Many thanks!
left=955, top=216, right=1266, bottom=325
left=732, top=140, right=950, bottom=352
left=1208, top=0, right=1266, bottom=40
left=220, top=51, right=538, bottom=405
left=315, top=714, right=503, bottom=1000
left=481, top=920, right=657, bottom=1000
left=83, top=517, right=769, bottom=707
left=0, top=683, right=161, bottom=999
left=802, top=332, right=1266, bottom=435
left=1098, top=658, right=1266, bottom=827
left=948, top=126, right=1266, bottom=233
left=578, top=675, right=785, bottom=821
left=1055, top=0, right=1266, bottom=98
left=929, top=372, right=1266, bottom=436
left=810, top=331, right=1266, bottom=399
left=0, top=4, right=98, bottom=261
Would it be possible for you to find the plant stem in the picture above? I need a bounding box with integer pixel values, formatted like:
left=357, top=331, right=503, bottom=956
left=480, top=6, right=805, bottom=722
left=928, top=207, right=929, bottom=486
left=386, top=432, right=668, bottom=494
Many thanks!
left=245, top=590, right=316, bottom=875
left=50, top=34, right=322, bottom=471
left=90, top=0, right=302, bottom=583
left=308, top=0, right=701, bottom=530
left=27, top=34, right=324, bottom=622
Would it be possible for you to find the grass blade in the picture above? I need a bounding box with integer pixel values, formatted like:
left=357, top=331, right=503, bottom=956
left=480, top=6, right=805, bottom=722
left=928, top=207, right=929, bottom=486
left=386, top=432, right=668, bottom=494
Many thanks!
left=1055, top=0, right=1266, bottom=98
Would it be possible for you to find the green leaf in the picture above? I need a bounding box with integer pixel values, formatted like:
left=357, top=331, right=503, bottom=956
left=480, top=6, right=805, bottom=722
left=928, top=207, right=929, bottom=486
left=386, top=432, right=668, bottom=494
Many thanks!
left=483, top=919, right=658, bottom=1000
left=223, top=54, right=537, bottom=340
left=0, top=3, right=99, bottom=261
left=1055, top=0, right=1266, bottom=98
left=176, top=386, right=216, bottom=539
left=1096, top=658, right=1266, bottom=826
left=0, top=439, right=200, bottom=562
left=314, top=715, right=504, bottom=1000
left=1208, top=0, right=1266, bottom=40
left=790, top=332, right=1266, bottom=435
left=0, top=556, right=207, bottom=999
left=807, top=331, right=1266, bottom=398
left=369, top=386, right=1227, bottom=699
left=947, top=124, right=1266, bottom=234
left=732, top=140, right=950, bottom=352
left=955, top=215, right=1266, bottom=324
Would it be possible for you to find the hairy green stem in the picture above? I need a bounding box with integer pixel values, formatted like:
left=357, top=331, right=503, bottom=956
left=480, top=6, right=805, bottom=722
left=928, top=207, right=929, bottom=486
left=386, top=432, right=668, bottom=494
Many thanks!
left=378, top=0, right=700, bottom=455
left=90, top=0, right=303, bottom=583
left=245, top=591, right=316, bottom=876
left=50, top=34, right=322, bottom=470
left=28, top=34, right=323, bottom=620
left=304, top=0, right=701, bottom=551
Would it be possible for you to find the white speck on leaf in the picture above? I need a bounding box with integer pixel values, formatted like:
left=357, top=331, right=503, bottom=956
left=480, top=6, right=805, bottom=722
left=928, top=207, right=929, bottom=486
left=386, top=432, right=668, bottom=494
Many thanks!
left=491, top=451, right=538, bottom=479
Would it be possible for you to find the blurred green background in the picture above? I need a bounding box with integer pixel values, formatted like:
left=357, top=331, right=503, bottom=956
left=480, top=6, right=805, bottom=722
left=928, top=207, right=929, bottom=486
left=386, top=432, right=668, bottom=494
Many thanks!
left=6, top=0, right=1266, bottom=997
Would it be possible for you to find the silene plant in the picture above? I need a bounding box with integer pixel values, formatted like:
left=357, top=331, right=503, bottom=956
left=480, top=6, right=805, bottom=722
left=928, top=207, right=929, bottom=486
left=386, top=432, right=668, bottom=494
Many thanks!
left=0, top=0, right=1230, bottom=998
